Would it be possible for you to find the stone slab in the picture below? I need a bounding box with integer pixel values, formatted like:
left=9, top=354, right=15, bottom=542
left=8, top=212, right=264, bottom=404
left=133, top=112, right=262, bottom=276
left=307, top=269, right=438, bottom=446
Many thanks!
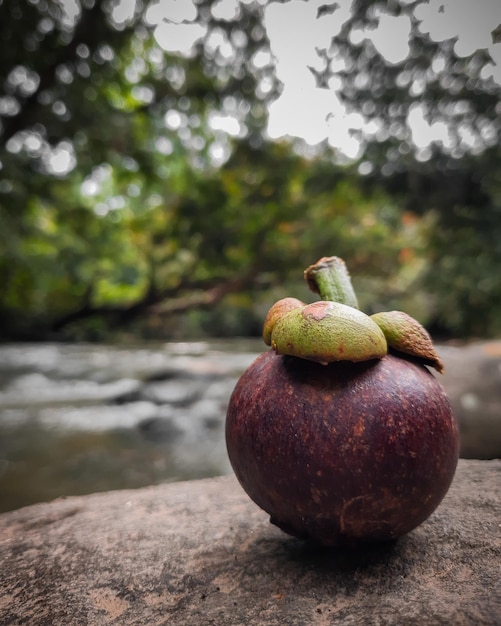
left=437, top=341, right=501, bottom=459
left=0, top=459, right=500, bottom=625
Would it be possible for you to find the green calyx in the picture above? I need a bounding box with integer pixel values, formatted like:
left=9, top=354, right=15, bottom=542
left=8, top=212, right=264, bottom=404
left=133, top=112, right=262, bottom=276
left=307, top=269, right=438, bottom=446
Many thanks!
left=271, top=301, right=387, bottom=365
left=263, top=256, right=444, bottom=372
left=263, top=297, right=305, bottom=345
left=370, top=310, right=444, bottom=373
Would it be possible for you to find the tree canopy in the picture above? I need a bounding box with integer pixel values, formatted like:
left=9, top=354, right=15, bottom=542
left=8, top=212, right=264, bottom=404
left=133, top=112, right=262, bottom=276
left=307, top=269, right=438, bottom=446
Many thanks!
left=1, top=0, right=500, bottom=340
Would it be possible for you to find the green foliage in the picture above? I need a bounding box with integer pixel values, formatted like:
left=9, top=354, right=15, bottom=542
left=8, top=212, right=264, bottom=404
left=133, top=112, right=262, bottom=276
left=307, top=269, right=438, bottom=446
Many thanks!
left=418, top=149, right=501, bottom=336
left=1, top=0, right=500, bottom=339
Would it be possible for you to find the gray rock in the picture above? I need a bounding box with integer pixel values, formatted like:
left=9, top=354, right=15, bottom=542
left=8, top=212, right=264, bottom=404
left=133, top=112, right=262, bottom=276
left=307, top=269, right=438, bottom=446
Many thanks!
left=0, top=459, right=499, bottom=625
left=0, top=373, right=141, bottom=409
left=138, top=416, right=184, bottom=443
left=141, top=377, right=207, bottom=406
left=438, top=342, right=501, bottom=459
left=38, top=401, right=158, bottom=431
left=204, top=376, right=240, bottom=402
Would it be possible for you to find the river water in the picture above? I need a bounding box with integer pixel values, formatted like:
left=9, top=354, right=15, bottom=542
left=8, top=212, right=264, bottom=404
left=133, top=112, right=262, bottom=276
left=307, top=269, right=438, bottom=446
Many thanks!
left=0, top=340, right=263, bottom=513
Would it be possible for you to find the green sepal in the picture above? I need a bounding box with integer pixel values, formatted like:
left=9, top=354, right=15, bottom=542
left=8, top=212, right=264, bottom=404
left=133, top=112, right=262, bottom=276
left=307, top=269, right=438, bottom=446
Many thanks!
left=371, top=310, right=444, bottom=373
left=271, top=301, right=387, bottom=365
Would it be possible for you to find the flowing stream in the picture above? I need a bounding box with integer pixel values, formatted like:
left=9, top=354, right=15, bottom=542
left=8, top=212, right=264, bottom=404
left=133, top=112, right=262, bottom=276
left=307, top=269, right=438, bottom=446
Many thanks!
left=0, top=340, right=262, bottom=513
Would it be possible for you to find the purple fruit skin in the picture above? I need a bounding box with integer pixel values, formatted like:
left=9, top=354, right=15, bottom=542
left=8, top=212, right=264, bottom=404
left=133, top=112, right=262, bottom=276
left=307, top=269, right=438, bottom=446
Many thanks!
left=225, top=351, right=459, bottom=546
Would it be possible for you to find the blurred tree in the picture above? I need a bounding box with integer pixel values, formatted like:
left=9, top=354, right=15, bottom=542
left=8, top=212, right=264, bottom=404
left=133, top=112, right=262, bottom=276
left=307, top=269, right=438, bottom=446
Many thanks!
left=308, top=0, right=501, bottom=335
left=1, top=0, right=500, bottom=339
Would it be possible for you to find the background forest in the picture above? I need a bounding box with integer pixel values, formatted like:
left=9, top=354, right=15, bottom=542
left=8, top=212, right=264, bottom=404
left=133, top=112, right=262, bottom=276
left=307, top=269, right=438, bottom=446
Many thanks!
left=1, top=0, right=501, bottom=342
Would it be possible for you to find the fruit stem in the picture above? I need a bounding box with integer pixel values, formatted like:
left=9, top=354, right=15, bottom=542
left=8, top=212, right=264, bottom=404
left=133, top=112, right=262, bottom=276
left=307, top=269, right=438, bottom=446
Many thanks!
left=304, top=256, right=359, bottom=309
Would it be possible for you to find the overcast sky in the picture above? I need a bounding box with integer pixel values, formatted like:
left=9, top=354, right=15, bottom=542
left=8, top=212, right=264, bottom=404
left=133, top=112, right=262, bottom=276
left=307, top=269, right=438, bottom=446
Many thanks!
left=147, top=0, right=501, bottom=159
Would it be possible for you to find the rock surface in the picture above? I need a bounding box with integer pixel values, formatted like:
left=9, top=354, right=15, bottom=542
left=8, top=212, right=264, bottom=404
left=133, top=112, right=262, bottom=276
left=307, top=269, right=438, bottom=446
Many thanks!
left=1, top=459, right=500, bottom=625
left=437, top=341, right=501, bottom=459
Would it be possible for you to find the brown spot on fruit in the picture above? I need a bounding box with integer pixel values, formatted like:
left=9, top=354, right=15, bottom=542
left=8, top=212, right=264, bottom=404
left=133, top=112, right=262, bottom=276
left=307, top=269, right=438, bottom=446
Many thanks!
left=302, top=301, right=331, bottom=321
left=353, top=418, right=365, bottom=438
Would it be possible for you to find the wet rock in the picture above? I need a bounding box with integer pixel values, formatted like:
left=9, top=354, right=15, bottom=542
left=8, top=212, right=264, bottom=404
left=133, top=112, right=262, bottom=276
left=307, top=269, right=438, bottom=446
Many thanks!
left=0, top=459, right=499, bottom=625
left=0, top=373, right=141, bottom=409
left=141, top=376, right=207, bottom=406
left=38, top=401, right=158, bottom=431
left=438, top=341, right=501, bottom=459
left=138, top=416, right=184, bottom=443
left=204, top=376, right=240, bottom=402
left=189, top=397, right=227, bottom=424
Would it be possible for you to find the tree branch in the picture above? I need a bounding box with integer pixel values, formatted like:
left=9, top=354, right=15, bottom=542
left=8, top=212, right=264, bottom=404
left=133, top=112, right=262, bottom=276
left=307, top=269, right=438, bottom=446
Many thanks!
left=50, top=270, right=258, bottom=333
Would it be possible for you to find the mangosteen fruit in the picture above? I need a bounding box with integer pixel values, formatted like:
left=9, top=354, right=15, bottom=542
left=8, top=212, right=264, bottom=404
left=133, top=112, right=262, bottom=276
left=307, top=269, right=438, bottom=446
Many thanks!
left=225, top=256, right=459, bottom=546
